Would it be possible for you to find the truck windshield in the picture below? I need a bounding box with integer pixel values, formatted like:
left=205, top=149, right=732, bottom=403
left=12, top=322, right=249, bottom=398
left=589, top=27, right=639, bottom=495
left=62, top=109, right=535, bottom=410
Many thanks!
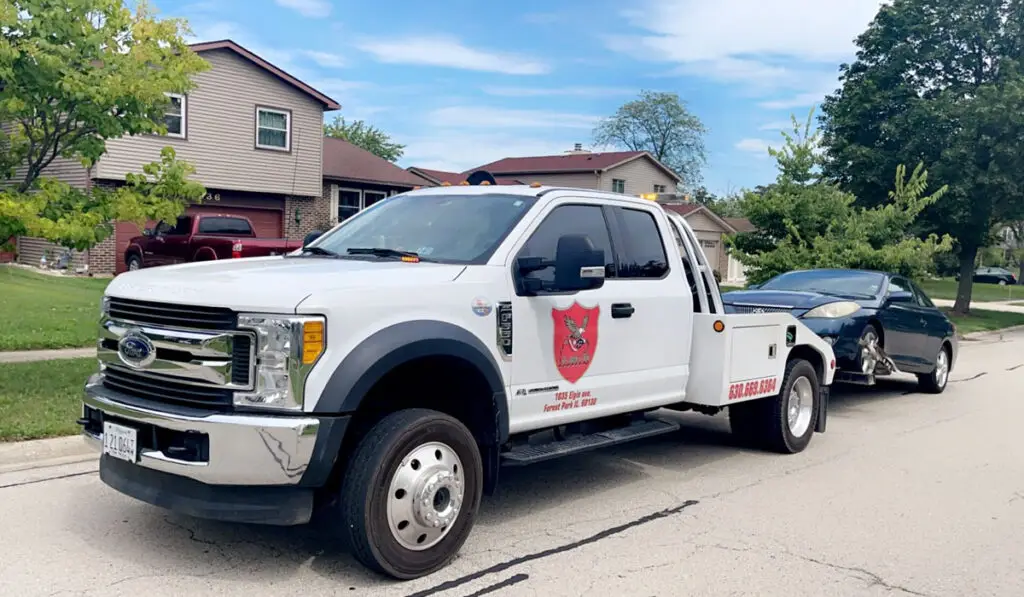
left=307, top=192, right=538, bottom=264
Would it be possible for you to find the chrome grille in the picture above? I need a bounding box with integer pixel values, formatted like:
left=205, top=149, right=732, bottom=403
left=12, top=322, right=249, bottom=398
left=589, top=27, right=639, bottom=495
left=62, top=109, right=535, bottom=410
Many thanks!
left=107, top=297, right=236, bottom=330
left=102, top=367, right=234, bottom=409
left=728, top=304, right=796, bottom=314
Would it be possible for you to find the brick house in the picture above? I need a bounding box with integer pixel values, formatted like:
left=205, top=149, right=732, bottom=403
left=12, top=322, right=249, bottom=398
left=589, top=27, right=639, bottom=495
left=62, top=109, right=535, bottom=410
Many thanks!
left=14, top=39, right=341, bottom=274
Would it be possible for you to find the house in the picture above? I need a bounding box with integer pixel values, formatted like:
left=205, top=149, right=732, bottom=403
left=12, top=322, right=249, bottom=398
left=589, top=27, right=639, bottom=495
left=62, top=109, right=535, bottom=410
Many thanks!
left=324, top=137, right=427, bottom=223
left=660, top=203, right=752, bottom=284
left=406, top=167, right=524, bottom=186
left=14, top=39, right=341, bottom=274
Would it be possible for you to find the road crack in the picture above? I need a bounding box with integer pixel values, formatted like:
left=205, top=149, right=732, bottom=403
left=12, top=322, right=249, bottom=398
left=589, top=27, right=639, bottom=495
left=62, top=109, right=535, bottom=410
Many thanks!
left=786, top=552, right=931, bottom=596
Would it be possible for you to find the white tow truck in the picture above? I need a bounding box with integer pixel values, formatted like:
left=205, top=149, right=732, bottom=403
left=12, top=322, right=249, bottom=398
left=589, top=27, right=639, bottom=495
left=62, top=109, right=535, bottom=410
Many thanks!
left=80, top=179, right=836, bottom=580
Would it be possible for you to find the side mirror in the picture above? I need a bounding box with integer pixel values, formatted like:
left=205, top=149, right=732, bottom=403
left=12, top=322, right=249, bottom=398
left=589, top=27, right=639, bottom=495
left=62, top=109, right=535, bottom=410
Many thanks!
left=553, top=234, right=605, bottom=292
left=887, top=290, right=913, bottom=304
left=303, top=230, right=323, bottom=247
left=142, top=228, right=153, bottom=237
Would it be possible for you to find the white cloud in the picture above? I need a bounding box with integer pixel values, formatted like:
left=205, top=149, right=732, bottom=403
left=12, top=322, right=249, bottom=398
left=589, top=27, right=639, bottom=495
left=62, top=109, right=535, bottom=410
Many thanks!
left=735, top=138, right=774, bottom=155
left=300, top=50, right=346, bottom=68
left=355, top=36, right=550, bottom=75
left=758, top=91, right=830, bottom=110
left=758, top=120, right=797, bottom=131
left=274, top=0, right=332, bottom=18
left=401, top=133, right=571, bottom=173
left=427, top=106, right=599, bottom=130
left=481, top=86, right=636, bottom=97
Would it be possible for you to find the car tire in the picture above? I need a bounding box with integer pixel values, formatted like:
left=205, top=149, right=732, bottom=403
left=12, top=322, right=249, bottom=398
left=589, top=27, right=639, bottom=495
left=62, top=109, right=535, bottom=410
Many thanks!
left=917, top=344, right=951, bottom=394
left=339, top=408, right=483, bottom=580
left=730, top=358, right=819, bottom=454
left=855, top=324, right=882, bottom=375
left=126, top=255, right=142, bottom=271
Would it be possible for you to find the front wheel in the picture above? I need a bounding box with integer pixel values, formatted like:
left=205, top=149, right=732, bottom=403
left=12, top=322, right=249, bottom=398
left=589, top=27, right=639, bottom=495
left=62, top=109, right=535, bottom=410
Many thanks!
left=126, top=255, right=142, bottom=271
left=340, top=408, right=483, bottom=580
left=917, top=345, right=951, bottom=394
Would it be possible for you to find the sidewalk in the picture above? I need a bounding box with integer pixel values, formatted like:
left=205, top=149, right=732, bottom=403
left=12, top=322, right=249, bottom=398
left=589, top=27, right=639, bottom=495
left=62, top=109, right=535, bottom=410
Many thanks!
left=933, top=298, right=1024, bottom=314
left=0, top=347, right=95, bottom=364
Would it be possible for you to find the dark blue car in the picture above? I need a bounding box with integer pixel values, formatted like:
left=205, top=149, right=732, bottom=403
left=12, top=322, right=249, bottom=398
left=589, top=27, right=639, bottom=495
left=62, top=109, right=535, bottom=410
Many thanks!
left=722, top=269, right=957, bottom=393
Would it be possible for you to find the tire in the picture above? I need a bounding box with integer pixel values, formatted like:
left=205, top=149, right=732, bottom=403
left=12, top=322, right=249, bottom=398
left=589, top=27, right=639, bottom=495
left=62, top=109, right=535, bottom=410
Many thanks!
left=340, top=408, right=483, bottom=580
left=855, top=323, right=881, bottom=375
left=999, top=279, right=1007, bottom=286
left=917, top=344, right=951, bottom=394
left=730, top=359, right=820, bottom=454
left=126, top=255, right=142, bottom=271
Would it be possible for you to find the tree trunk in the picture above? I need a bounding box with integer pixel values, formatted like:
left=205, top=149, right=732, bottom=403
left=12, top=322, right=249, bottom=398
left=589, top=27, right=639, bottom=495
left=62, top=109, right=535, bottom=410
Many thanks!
left=953, top=244, right=978, bottom=314
left=1018, top=258, right=1024, bottom=286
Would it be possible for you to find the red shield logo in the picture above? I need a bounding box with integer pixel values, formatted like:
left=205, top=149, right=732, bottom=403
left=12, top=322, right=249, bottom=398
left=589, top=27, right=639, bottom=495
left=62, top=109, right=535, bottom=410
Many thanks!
left=552, top=302, right=600, bottom=384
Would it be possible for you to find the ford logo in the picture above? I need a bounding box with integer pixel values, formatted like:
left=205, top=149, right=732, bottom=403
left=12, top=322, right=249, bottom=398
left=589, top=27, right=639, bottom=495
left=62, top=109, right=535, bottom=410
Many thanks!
left=117, top=330, right=156, bottom=369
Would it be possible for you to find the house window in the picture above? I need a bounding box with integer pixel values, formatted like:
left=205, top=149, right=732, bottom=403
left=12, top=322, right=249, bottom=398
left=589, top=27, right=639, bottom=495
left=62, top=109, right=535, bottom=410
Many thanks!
left=164, top=93, right=185, bottom=138
left=612, top=179, right=626, bottom=194
left=338, top=188, right=361, bottom=222
left=364, top=190, right=387, bottom=208
left=653, top=184, right=666, bottom=193
left=256, top=107, right=291, bottom=151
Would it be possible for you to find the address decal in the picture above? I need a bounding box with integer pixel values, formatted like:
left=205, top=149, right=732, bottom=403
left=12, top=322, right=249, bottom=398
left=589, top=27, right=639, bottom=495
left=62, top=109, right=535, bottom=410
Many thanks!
left=728, top=376, right=778, bottom=401
left=543, top=390, right=597, bottom=413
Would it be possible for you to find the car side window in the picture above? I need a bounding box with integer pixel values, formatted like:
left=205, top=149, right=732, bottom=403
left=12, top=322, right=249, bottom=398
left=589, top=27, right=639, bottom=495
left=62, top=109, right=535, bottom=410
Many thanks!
left=612, top=207, right=669, bottom=279
left=887, top=277, right=909, bottom=295
left=198, top=217, right=253, bottom=236
left=169, top=216, right=192, bottom=235
left=910, top=281, right=935, bottom=307
left=517, top=203, right=616, bottom=288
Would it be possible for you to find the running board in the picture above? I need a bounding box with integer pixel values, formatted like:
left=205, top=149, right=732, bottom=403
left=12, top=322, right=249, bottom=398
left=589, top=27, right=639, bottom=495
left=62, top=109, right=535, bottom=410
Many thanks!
left=500, top=418, right=680, bottom=466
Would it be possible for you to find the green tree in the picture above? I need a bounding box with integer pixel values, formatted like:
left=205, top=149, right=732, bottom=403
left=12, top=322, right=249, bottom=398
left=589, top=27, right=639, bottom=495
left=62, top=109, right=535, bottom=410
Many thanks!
left=729, top=112, right=953, bottom=285
left=593, top=90, right=708, bottom=188
left=818, top=0, right=1024, bottom=312
left=323, top=116, right=405, bottom=162
left=0, top=0, right=210, bottom=249
left=692, top=186, right=745, bottom=218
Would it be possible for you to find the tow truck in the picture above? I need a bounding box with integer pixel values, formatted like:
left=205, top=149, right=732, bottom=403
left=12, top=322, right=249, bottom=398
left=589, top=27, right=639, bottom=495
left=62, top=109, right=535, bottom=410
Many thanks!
left=79, top=175, right=836, bottom=580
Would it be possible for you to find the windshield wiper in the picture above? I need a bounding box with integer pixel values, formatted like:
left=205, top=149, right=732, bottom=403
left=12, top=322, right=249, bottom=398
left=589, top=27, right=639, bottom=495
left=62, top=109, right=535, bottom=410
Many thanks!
left=298, top=246, right=341, bottom=257
left=346, top=247, right=421, bottom=260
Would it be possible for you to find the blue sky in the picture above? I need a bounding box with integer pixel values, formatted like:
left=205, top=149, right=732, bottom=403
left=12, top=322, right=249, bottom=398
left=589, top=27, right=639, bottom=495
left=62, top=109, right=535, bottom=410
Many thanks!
left=156, top=0, right=887, bottom=194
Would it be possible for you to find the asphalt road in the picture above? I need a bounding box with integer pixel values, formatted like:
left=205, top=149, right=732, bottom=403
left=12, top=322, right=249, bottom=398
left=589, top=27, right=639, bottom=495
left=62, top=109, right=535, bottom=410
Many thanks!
left=3, top=329, right=1023, bottom=597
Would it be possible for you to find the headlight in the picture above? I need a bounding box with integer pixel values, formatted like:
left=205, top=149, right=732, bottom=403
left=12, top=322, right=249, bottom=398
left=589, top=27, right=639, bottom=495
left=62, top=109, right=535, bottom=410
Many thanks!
left=100, top=296, right=110, bottom=318
left=803, top=301, right=862, bottom=319
left=235, top=314, right=326, bottom=411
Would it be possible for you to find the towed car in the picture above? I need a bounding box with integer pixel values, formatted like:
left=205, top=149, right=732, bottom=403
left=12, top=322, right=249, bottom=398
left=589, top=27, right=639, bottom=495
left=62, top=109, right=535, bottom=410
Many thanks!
left=722, top=269, right=957, bottom=393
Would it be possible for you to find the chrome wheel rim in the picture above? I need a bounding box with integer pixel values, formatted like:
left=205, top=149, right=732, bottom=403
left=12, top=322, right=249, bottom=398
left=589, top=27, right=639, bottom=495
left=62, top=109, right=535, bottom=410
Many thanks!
left=386, top=441, right=465, bottom=551
left=935, top=349, right=949, bottom=388
left=860, top=330, right=879, bottom=374
left=787, top=376, right=814, bottom=437
left=128, top=260, right=139, bottom=271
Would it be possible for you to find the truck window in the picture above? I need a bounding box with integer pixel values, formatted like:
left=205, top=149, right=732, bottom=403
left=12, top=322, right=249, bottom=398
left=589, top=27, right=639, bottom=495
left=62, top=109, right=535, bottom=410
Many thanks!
left=197, top=216, right=254, bottom=236
left=518, top=204, right=615, bottom=285
left=612, top=207, right=669, bottom=279
left=168, top=216, right=192, bottom=235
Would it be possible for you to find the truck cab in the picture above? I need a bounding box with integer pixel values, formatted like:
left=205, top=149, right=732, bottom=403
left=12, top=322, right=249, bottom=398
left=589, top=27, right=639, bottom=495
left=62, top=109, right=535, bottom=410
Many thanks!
left=81, top=181, right=835, bottom=581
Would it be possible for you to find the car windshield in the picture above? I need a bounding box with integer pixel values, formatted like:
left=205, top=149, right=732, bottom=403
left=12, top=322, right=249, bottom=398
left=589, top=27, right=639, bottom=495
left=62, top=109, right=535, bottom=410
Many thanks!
left=304, top=192, right=537, bottom=264
left=758, top=270, right=884, bottom=298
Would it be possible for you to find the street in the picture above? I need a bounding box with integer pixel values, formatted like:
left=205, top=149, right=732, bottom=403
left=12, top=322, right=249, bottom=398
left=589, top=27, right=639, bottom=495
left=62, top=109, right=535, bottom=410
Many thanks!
left=2, top=329, right=1023, bottom=597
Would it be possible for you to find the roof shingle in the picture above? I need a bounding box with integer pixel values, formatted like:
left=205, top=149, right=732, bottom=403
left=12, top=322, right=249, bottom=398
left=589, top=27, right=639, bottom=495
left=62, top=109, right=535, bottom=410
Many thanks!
left=323, top=137, right=425, bottom=187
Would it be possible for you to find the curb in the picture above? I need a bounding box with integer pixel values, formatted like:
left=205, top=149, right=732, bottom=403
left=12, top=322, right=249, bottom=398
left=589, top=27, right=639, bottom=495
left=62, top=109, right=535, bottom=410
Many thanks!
left=960, top=324, right=1024, bottom=341
left=0, top=435, right=96, bottom=474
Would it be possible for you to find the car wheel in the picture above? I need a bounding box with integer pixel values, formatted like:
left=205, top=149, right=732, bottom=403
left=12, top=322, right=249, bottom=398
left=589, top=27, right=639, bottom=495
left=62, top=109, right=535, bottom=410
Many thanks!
left=126, top=255, right=142, bottom=271
left=856, top=324, right=881, bottom=375
left=729, top=358, right=820, bottom=454
left=999, top=279, right=1008, bottom=286
left=340, top=408, right=483, bottom=580
left=917, top=344, right=951, bottom=394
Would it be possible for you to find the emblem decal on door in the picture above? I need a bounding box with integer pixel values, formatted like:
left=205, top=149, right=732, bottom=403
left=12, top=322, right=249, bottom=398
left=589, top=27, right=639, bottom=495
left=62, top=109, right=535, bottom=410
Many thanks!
left=552, top=301, right=600, bottom=384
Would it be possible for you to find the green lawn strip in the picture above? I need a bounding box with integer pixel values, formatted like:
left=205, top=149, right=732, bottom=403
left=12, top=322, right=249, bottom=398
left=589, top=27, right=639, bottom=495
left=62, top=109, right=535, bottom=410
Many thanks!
left=0, top=266, right=110, bottom=351
left=941, top=308, right=1024, bottom=336
left=918, top=278, right=1022, bottom=302
left=0, top=358, right=96, bottom=442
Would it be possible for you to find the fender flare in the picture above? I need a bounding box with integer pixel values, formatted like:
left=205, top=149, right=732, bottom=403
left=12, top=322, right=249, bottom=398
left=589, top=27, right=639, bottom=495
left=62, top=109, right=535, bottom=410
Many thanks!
left=192, top=247, right=217, bottom=261
left=314, top=320, right=510, bottom=444
left=124, top=244, right=144, bottom=263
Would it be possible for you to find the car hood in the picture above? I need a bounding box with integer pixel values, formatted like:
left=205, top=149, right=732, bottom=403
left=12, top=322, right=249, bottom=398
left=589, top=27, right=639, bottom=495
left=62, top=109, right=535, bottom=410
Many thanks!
left=721, top=289, right=874, bottom=314
left=105, top=256, right=467, bottom=313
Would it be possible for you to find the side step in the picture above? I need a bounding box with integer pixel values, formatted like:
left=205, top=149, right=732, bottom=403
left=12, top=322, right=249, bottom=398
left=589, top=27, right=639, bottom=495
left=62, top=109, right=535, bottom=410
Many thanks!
left=500, top=418, right=680, bottom=467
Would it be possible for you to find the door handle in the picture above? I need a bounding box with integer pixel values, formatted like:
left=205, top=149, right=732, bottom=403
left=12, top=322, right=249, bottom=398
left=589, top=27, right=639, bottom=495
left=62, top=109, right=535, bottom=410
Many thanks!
left=611, top=303, right=635, bottom=318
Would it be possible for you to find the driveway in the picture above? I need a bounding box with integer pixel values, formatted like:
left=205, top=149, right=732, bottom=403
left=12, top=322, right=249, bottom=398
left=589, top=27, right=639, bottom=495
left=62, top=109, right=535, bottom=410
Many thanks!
left=3, top=330, right=1023, bottom=597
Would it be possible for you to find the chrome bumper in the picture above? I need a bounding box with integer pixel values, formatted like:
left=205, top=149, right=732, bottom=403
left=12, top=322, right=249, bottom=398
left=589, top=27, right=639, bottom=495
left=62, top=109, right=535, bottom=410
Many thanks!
left=82, top=377, right=320, bottom=486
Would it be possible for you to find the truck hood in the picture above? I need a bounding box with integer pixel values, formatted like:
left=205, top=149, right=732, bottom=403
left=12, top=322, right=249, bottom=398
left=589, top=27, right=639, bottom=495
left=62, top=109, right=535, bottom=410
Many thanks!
left=105, top=256, right=467, bottom=313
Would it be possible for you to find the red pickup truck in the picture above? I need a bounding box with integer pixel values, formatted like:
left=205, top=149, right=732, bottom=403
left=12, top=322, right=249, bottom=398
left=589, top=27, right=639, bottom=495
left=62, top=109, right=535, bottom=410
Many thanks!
left=123, top=213, right=304, bottom=271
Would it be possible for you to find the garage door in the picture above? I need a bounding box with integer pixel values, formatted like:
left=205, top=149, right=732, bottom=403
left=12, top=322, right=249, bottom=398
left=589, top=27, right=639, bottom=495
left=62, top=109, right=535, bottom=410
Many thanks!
left=187, top=205, right=283, bottom=238
left=698, top=237, right=720, bottom=271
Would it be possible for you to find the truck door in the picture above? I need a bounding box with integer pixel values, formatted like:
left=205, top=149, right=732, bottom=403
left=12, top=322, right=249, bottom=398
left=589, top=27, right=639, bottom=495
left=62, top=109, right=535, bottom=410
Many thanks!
left=505, top=198, right=689, bottom=433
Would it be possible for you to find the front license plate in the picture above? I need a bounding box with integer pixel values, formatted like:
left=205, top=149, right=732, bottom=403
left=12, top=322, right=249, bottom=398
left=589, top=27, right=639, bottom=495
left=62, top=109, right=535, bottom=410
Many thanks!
left=102, top=421, right=139, bottom=463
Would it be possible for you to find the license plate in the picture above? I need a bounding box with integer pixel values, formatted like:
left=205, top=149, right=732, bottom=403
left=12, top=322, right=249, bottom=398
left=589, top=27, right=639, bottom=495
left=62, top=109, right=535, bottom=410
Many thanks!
left=102, top=421, right=139, bottom=463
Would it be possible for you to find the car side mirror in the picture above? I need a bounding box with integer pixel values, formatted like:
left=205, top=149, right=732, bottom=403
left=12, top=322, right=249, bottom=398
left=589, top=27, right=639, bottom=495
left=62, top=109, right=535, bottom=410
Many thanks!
left=142, top=228, right=153, bottom=237
left=887, top=290, right=913, bottom=304
left=553, top=234, right=605, bottom=292
left=303, top=230, right=323, bottom=247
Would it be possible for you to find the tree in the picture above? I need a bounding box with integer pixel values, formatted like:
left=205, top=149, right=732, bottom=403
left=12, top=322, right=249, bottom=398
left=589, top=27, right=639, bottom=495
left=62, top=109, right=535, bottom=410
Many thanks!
left=323, top=116, right=405, bottom=162
left=593, top=90, right=708, bottom=188
left=818, top=0, right=1024, bottom=313
left=692, top=185, right=744, bottom=218
left=729, top=112, right=953, bottom=285
left=0, top=0, right=210, bottom=250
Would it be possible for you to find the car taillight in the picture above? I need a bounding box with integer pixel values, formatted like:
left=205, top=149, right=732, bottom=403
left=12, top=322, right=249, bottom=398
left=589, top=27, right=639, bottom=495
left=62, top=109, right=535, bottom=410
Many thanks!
left=232, top=241, right=243, bottom=259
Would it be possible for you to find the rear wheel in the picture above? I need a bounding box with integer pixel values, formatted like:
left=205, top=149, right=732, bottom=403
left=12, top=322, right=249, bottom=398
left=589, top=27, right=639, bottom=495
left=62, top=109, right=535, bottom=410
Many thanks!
left=917, top=344, right=951, bottom=394
left=730, top=358, right=820, bottom=454
left=340, top=408, right=483, bottom=580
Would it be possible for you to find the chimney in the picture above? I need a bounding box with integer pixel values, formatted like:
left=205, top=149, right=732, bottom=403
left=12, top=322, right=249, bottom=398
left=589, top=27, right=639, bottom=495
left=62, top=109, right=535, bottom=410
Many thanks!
left=565, top=143, right=589, bottom=155
left=574, top=143, right=582, bottom=151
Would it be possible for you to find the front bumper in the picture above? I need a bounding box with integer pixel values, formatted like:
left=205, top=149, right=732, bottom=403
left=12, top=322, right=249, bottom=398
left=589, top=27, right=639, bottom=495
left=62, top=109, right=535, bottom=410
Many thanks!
left=81, top=376, right=349, bottom=525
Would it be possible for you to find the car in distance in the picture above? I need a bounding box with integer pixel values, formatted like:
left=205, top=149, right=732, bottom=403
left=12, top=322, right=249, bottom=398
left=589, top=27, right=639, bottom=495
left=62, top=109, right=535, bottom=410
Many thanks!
left=722, top=269, right=957, bottom=393
left=956, top=266, right=1018, bottom=286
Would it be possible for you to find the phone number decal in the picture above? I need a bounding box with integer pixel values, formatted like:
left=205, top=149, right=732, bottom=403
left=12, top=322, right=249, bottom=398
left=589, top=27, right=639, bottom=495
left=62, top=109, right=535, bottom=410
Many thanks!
left=728, top=377, right=778, bottom=401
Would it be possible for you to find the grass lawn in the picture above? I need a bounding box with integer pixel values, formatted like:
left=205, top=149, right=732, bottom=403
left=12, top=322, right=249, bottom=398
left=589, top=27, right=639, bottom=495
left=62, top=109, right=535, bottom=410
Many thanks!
left=0, top=266, right=110, bottom=351
left=0, top=358, right=96, bottom=442
left=942, top=308, right=1024, bottom=336
left=918, top=278, right=1023, bottom=302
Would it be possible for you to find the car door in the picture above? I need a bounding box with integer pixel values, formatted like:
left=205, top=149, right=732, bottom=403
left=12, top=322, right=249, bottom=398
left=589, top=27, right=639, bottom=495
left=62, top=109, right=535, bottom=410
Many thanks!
left=506, top=198, right=687, bottom=433
left=161, top=215, right=194, bottom=264
left=908, top=280, right=946, bottom=367
left=876, top=276, right=922, bottom=371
